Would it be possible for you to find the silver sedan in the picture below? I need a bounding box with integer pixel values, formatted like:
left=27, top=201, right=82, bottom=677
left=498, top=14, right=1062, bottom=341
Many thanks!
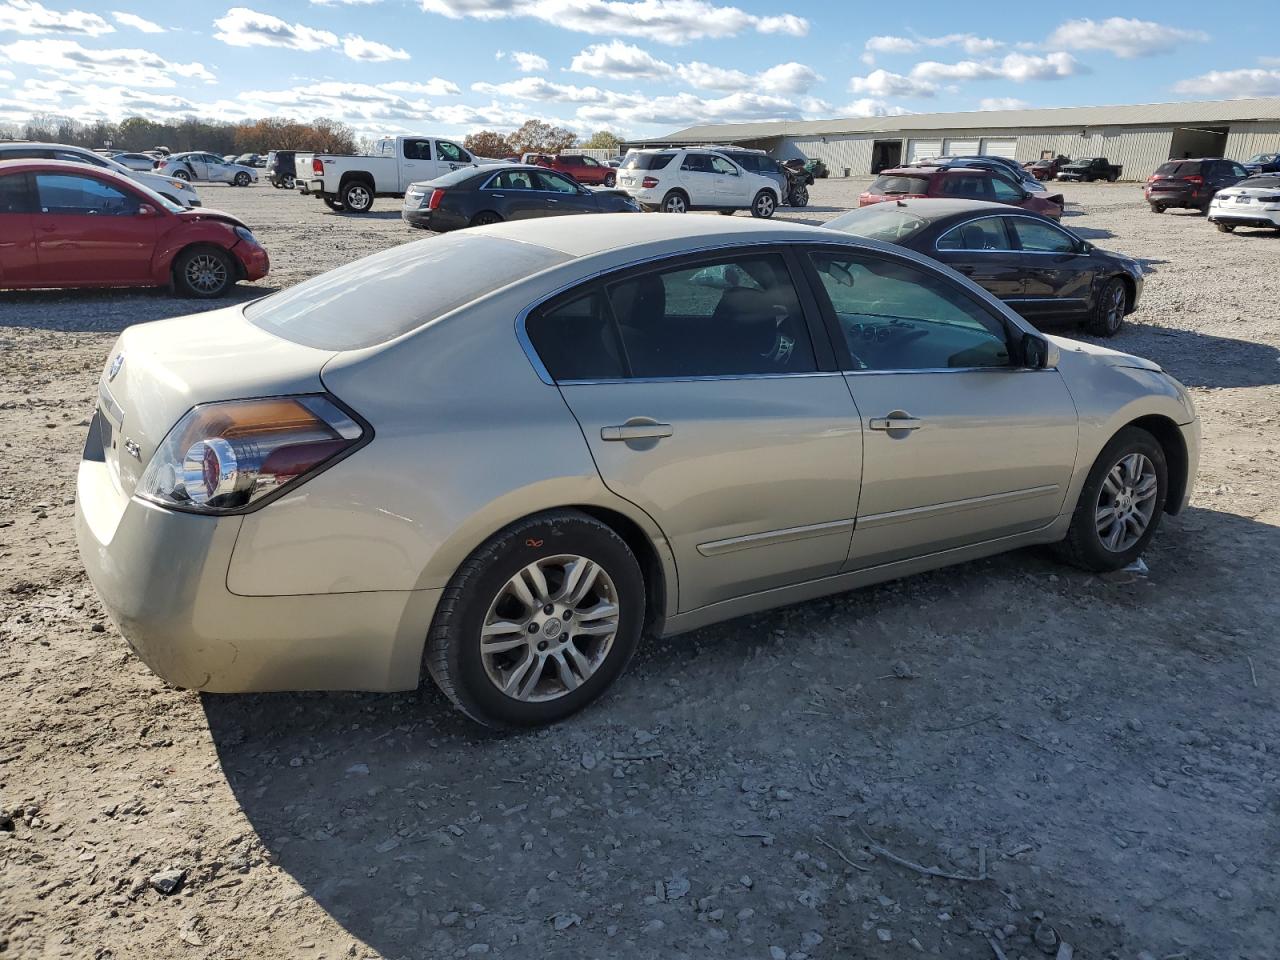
left=76, top=215, right=1199, bottom=727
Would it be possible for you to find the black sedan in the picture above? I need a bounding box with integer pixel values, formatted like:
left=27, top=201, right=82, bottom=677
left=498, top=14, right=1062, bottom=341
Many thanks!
left=403, top=164, right=640, bottom=231
left=824, top=198, right=1143, bottom=337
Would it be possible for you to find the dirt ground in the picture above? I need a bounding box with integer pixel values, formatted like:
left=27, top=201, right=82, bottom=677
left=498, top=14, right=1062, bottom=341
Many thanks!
left=2, top=179, right=1278, bottom=960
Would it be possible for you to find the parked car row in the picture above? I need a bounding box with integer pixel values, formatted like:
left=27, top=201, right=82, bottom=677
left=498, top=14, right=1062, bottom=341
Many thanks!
left=0, top=141, right=201, bottom=208
left=157, top=152, right=259, bottom=187
left=861, top=163, right=1065, bottom=220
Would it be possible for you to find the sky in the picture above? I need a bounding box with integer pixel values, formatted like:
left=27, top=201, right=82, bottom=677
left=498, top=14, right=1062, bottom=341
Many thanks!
left=1, top=0, right=1278, bottom=142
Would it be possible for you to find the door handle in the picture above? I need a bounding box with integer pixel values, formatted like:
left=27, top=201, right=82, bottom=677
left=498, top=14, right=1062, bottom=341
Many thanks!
left=869, top=415, right=922, bottom=432
left=490, top=193, right=505, bottom=198
left=547, top=198, right=559, bottom=203
left=601, top=421, right=673, bottom=442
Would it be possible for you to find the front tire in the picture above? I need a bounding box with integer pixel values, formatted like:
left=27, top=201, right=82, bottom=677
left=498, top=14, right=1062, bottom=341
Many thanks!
left=751, top=190, right=777, bottom=219
left=1216, top=222, right=1235, bottom=233
left=660, top=190, right=688, bottom=213
left=173, top=246, right=235, bottom=299
left=1054, top=427, right=1167, bottom=572
left=789, top=183, right=809, bottom=207
left=341, top=180, right=374, bottom=213
left=1149, top=203, right=1165, bottom=214
left=233, top=171, right=251, bottom=187
left=425, top=511, right=645, bottom=728
left=1085, top=276, right=1127, bottom=337
left=604, top=172, right=616, bottom=187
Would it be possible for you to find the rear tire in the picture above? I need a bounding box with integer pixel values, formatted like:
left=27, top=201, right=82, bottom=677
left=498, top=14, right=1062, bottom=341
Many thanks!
left=424, top=510, right=645, bottom=728
left=789, top=183, right=809, bottom=207
left=1149, top=204, right=1165, bottom=214
left=660, top=191, right=688, bottom=213
left=341, top=180, right=374, bottom=213
left=470, top=211, right=502, bottom=227
left=173, top=169, right=191, bottom=182
left=323, top=196, right=345, bottom=211
left=173, top=246, right=235, bottom=299
left=1216, top=223, right=1235, bottom=233
left=1085, top=276, right=1127, bottom=338
left=751, top=190, right=776, bottom=219
left=282, top=175, right=295, bottom=190
left=1054, top=427, right=1167, bottom=572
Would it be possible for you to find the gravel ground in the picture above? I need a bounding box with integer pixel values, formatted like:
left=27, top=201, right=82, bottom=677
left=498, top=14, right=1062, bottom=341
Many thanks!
left=2, top=179, right=1279, bottom=960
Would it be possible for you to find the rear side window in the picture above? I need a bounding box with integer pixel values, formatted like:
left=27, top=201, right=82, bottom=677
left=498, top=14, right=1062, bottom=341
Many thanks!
left=525, top=290, right=627, bottom=381
left=402, top=139, right=432, bottom=160
left=937, top=217, right=1012, bottom=251
left=608, top=253, right=816, bottom=379
left=0, top=173, right=33, bottom=213
left=622, top=152, right=676, bottom=171
left=869, top=174, right=929, bottom=195
left=938, top=174, right=989, bottom=199
left=246, top=234, right=570, bottom=350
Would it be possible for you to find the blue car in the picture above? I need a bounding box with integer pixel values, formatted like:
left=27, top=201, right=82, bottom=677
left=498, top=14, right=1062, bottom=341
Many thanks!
left=1242, top=153, right=1280, bottom=175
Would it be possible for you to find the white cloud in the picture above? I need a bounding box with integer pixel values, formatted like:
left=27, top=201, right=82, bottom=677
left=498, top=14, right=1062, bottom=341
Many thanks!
left=566, top=41, right=819, bottom=94
left=0, top=67, right=13, bottom=79
left=419, top=0, right=807, bottom=44
left=342, top=34, right=408, bottom=61
left=213, top=7, right=338, bottom=51
left=1047, top=18, right=1207, bottom=58
left=849, top=68, right=935, bottom=98
left=0, top=37, right=213, bottom=86
left=1173, top=68, right=1280, bottom=98
left=979, top=97, right=1029, bottom=111
left=310, top=0, right=380, bottom=5
left=0, top=0, right=112, bottom=36
left=384, top=78, right=460, bottom=95
left=1261, top=56, right=1280, bottom=68
left=864, top=33, right=1003, bottom=57
left=472, top=76, right=606, bottom=103
left=910, top=51, right=1082, bottom=84
left=569, top=40, right=672, bottom=78
left=111, top=10, right=164, bottom=32
left=835, top=98, right=912, bottom=118
left=498, top=49, right=549, bottom=71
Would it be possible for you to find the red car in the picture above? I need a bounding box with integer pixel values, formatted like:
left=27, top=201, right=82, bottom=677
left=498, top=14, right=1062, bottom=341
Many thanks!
left=0, top=159, right=268, bottom=298
left=523, top=153, right=617, bottom=187
left=859, top=165, right=1064, bottom=220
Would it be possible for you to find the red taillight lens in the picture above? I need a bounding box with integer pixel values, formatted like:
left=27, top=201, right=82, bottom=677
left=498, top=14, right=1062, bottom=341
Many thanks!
left=428, top=188, right=445, bottom=210
left=1184, top=175, right=1204, bottom=185
left=311, top=158, right=324, bottom=175
left=138, top=395, right=365, bottom=513
left=641, top=176, right=659, bottom=188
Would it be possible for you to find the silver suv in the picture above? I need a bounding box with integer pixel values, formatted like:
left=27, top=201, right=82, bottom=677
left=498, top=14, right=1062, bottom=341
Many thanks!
left=616, top=147, right=781, bottom=217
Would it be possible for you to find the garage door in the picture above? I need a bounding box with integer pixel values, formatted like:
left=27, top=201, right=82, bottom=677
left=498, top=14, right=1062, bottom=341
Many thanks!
left=944, top=138, right=980, bottom=156
left=908, top=139, right=942, bottom=164
left=981, top=138, right=1018, bottom=159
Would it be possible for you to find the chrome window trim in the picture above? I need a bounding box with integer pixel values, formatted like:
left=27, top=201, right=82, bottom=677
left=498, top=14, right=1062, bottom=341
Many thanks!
left=841, top=365, right=1054, bottom=376
left=560, top=371, right=846, bottom=386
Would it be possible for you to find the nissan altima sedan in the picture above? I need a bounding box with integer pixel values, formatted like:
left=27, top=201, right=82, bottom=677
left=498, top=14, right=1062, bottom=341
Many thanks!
left=76, top=215, right=1199, bottom=728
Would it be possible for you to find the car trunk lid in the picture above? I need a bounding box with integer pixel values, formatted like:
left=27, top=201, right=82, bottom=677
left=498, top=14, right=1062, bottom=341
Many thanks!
left=96, top=306, right=335, bottom=498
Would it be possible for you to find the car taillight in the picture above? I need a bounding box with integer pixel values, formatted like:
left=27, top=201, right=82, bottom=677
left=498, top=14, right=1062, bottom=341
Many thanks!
left=1184, top=175, right=1204, bottom=185
left=641, top=176, right=659, bottom=188
left=428, top=188, right=445, bottom=210
left=312, top=158, right=324, bottom=175
left=138, top=395, right=366, bottom=514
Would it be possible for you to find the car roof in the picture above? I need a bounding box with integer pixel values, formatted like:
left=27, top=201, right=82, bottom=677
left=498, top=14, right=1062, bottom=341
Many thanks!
left=470, top=212, right=865, bottom=260
left=866, top=198, right=1019, bottom=220
left=0, top=141, right=91, bottom=153
left=880, top=166, right=984, bottom=177
left=0, top=157, right=135, bottom=180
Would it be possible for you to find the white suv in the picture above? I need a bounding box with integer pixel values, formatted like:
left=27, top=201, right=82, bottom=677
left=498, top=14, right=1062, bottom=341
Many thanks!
left=617, top=148, right=781, bottom=218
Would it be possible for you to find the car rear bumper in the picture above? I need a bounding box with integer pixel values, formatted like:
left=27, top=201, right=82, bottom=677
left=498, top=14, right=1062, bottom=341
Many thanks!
left=75, top=454, right=440, bottom=693
left=298, top=179, right=325, bottom=196
left=1208, top=209, right=1280, bottom=228
left=1146, top=186, right=1203, bottom=207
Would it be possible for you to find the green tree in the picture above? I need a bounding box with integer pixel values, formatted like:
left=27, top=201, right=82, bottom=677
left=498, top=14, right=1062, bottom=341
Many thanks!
left=509, top=119, right=578, bottom=155
left=582, top=130, right=623, bottom=151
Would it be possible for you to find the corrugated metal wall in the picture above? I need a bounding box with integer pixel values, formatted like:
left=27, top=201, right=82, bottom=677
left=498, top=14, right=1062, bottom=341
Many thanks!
left=1226, top=122, right=1280, bottom=160
left=778, top=125, right=1175, bottom=180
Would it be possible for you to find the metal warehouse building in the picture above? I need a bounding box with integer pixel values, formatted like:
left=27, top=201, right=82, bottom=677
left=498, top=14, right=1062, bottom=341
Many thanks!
left=625, top=97, right=1280, bottom=181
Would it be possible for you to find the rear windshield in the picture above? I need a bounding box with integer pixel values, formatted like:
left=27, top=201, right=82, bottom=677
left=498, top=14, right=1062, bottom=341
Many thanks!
left=245, top=234, right=570, bottom=350
left=1155, top=161, right=1203, bottom=176
left=1241, top=175, right=1280, bottom=189
left=824, top=204, right=929, bottom=243
left=622, top=152, right=676, bottom=170
left=869, top=174, right=929, bottom=195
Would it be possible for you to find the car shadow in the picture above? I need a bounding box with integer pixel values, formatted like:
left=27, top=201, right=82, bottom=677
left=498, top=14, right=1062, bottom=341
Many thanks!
left=322, top=209, right=405, bottom=221
left=1068, top=226, right=1115, bottom=241
left=0, top=284, right=277, bottom=332
left=201, top=503, right=1280, bottom=959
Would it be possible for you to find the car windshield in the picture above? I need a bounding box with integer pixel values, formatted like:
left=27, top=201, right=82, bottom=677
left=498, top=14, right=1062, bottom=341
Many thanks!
left=1240, top=175, right=1280, bottom=189
left=1246, top=154, right=1277, bottom=163
left=869, top=174, right=929, bottom=195
left=245, top=233, right=570, bottom=350
left=622, top=152, right=676, bottom=170
left=824, top=205, right=929, bottom=243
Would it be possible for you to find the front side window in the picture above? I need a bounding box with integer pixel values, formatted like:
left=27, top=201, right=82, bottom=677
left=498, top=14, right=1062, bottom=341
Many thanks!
left=35, top=174, right=140, bottom=216
left=710, top=156, right=738, bottom=175
left=988, top=176, right=1024, bottom=202
left=534, top=171, right=580, bottom=194
left=809, top=252, right=1010, bottom=371
left=581, top=156, right=601, bottom=167
left=0, top=173, right=33, bottom=213
left=936, top=217, right=1013, bottom=251
left=437, top=141, right=469, bottom=163
left=1011, top=219, right=1076, bottom=253
left=54, top=149, right=108, bottom=168
left=607, top=253, right=816, bottom=379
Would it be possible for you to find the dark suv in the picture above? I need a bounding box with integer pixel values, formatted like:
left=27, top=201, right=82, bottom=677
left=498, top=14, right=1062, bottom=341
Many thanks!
left=266, top=150, right=297, bottom=189
left=1145, top=158, right=1250, bottom=213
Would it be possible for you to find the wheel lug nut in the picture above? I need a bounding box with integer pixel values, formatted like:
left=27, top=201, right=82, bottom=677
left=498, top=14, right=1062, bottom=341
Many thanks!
left=537, top=640, right=548, bottom=651
left=562, top=610, right=572, bottom=620
left=543, top=604, right=554, bottom=615
left=527, top=623, right=539, bottom=634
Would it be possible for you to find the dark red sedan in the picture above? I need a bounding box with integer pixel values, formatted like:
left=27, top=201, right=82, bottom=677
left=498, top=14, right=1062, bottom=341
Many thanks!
left=0, top=159, right=268, bottom=298
left=859, top=165, right=1064, bottom=220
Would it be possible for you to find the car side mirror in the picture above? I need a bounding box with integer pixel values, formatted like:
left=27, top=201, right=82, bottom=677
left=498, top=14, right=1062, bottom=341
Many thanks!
left=136, top=204, right=157, bottom=218
left=1020, top=332, right=1056, bottom=369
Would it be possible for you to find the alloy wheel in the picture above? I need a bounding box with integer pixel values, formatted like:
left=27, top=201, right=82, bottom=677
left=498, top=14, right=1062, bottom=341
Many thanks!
left=754, top=193, right=775, bottom=217
left=662, top=194, right=686, bottom=213
left=1095, top=453, right=1158, bottom=552
left=346, top=185, right=372, bottom=210
left=185, top=253, right=229, bottom=294
left=1104, top=283, right=1125, bottom=333
left=480, top=555, right=620, bottom=702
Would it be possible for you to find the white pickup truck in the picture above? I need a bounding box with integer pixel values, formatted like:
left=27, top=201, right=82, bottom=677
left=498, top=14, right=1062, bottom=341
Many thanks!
left=296, top=135, right=498, bottom=213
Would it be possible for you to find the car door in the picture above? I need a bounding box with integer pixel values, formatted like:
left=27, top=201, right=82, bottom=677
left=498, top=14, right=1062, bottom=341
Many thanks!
left=1005, top=217, right=1093, bottom=317
left=32, top=172, right=158, bottom=284
left=0, top=170, right=39, bottom=286
left=524, top=248, right=863, bottom=611
left=676, top=153, right=718, bottom=207
left=802, top=247, right=1077, bottom=569
left=434, top=140, right=473, bottom=174
left=532, top=170, right=596, bottom=216
left=484, top=169, right=545, bottom=220
left=709, top=155, right=745, bottom=205
left=183, top=154, right=208, bottom=181
left=931, top=216, right=1025, bottom=300
left=400, top=138, right=435, bottom=190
